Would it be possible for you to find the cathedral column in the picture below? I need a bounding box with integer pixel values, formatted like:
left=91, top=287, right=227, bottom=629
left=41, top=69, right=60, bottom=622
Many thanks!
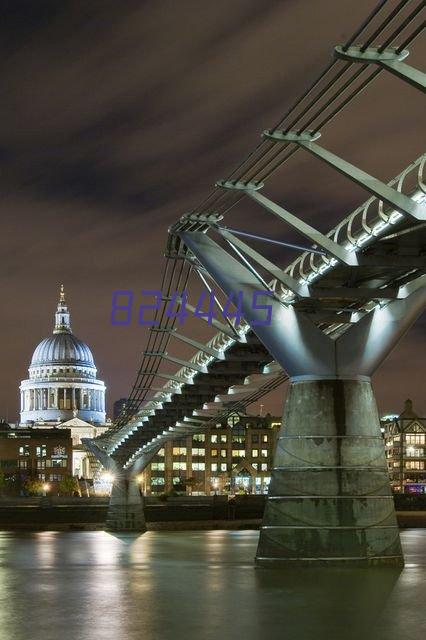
left=72, top=388, right=76, bottom=410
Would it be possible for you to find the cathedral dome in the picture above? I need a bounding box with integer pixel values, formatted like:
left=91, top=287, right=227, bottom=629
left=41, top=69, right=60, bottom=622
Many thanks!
left=31, top=333, right=95, bottom=368
left=29, top=284, right=96, bottom=370
left=20, top=285, right=106, bottom=425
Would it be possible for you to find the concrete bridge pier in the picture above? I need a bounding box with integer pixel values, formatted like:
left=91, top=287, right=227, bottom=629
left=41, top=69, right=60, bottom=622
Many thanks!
left=106, top=474, right=146, bottom=533
left=82, top=438, right=148, bottom=533
left=255, top=377, right=402, bottom=566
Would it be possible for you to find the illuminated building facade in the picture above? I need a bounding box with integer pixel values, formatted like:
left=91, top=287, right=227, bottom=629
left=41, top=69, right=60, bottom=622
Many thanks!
left=0, top=422, right=73, bottom=493
left=18, top=286, right=110, bottom=478
left=141, top=412, right=281, bottom=495
left=382, top=399, right=426, bottom=494
left=20, top=286, right=106, bottom=424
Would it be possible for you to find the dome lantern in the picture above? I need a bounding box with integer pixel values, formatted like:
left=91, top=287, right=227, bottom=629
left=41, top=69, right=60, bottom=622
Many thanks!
left=53, top=284, right=72, bottom=334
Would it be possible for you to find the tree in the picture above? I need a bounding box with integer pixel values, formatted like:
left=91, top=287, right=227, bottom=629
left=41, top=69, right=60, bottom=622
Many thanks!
left=23, top=478, right=44, bottom=496
left=58, top=475, right=81, bottom=496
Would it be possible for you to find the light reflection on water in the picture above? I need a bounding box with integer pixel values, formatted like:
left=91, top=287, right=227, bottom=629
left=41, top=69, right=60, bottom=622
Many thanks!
left=0, top=529, right=425, bottom=640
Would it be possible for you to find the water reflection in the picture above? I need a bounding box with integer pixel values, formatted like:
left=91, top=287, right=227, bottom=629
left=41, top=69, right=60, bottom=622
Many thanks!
left=0, top=530, right=424, bottom=640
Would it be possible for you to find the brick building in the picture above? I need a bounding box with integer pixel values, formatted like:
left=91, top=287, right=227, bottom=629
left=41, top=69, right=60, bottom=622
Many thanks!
left=0, top=422, right=73, bottom=494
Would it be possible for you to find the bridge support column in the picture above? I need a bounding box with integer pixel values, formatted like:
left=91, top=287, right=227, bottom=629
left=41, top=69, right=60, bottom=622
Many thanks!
left=256, top=377, right=402, bottom=566
left=106, top=475, right=146, bottom=533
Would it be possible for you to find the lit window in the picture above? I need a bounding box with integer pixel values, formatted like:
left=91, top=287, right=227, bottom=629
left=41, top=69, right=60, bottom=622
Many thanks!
left=173, top=447, right=187, bottom=456
left=192, top=462, right=205, bottom=471
left=193, top=434, right=205, bottom=443
left=211, top=463, right=218, bottom=472
left=36, top=445, right=47, bottom=458
left=192, top=448, right=205, bottom=457
left=261, top=463, right=268, bottom=471
left=151, top=462, right=165, bottom=471
left=252, top=449, right=259, bottom=458
left=157, top=448, right=165, bottom=457
left=262, top=434, right=268, bottom=443
left=19, top=445, right=30, bottom=457
left=151, top=477, right=165, bottom=485
left=37, top=460, right=46, bottom=469
left=220, top=435, right=227, bottom=443
left=211, top=434, right=218, bottom=444
left=18, top=460, right=28, bottom=469
left=261, top=450, right=268, bottom=458
left=220, top=449, right=227, bottom=458
left=172, top=462, right=186, bottom=470
left=211, top=449, right=218, bottom=457
left=220, top=463, right=227, bottom=472
left=232, top=450, right=245, bottom=457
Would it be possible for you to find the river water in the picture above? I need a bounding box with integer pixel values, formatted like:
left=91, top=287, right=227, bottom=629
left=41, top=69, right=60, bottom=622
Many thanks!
left=0, top=529, right=425, bottom=640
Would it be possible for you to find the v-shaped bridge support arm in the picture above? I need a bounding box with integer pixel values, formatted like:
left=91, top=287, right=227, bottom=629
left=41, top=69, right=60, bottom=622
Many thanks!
left=180, top=231, right=426, bottom=380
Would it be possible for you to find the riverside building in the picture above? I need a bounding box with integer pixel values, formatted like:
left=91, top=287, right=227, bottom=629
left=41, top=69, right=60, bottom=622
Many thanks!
left=140, top=412, right=281, bottom=496
left=382, top=399, right=426, bottom=494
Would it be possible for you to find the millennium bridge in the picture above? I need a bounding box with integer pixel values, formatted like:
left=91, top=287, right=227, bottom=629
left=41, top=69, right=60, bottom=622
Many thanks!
left=84, top=0, right=426, bottom=567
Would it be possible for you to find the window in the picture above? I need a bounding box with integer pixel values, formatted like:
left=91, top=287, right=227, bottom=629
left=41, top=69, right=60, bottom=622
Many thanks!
left=220, top=463, right=227, bottom=472
left=252, top=463, right=258, bottom=470
left=406, top=447, right=423, bottom=458
left=157, top=448, right=165, bottom=457
left=49, top=459, right=67, bottom=468
left=38, top=473, right=46, bottom=481
left=192, top=462, right=205, bottom=471
left=220, top=434, right=227, bottom=443
left=251, top=434, right=259, bottom=444
left=261, top=449, right=268, bottom=458
left=19, top=445, right=30, bottom=457
left=192, top=448, right=205, bottom=457
left=173, top=447, right=187, bottom=456
left=151, top=477, right=165, bottom=485
left=252, top=449, right=259, bottom=458
left=193, top=434, right=205, bottom=443
left=172, top=462, right=186, bottom=470
left=220, top=449, right=227, bottom=458
left=36, top=445, right=47, bottom=458
left=37, top=460, right=46, bottom=469
left=232, top=449, right=245, bottom=457
left=232, top=434, right=245, bottom=444
left=262, top=434, right=268, bottom=443
left=18, top=460, right=28, bottom=469
left=405, top=461, right=425, bottom=470
left=261, top=463, right=268, bottom=471
left=151, top=462, right=165, bottom=471
left=50, top=474, right=63, bottom=481
left=211, top=449, right=218, bottom=458
left=406, top=434, right=425, bottom=445
left=211, top=463, right=218, bottom=472
left=211, top=434, right=218, bottom=444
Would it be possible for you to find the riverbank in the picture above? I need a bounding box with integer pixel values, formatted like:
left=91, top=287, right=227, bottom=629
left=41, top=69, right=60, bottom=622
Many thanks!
left=1, top=496, right=426, bottom=530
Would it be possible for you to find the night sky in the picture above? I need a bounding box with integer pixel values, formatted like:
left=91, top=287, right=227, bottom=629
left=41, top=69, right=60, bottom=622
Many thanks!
left=0, top=0, right=424, bottom=422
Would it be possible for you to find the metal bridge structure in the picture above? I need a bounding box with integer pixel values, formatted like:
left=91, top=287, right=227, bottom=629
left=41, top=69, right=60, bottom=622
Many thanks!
left=84, top=0, right=426, bottom=566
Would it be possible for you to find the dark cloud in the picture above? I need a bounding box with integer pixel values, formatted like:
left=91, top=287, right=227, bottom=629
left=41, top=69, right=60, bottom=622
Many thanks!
left=0, top=0, right=424, bottom=421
